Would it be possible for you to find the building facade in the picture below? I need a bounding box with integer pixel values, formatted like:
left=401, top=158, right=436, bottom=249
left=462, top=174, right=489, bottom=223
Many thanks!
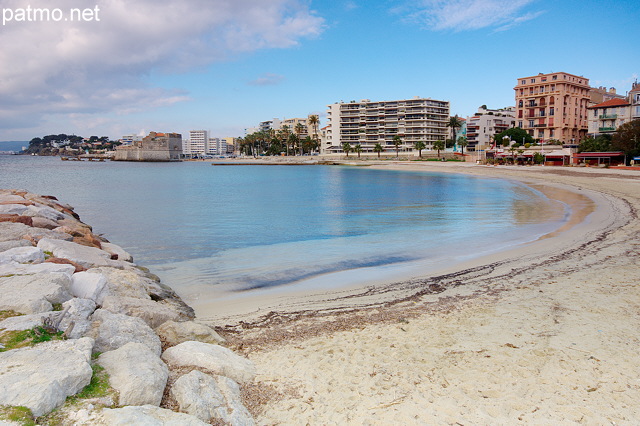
left=184, top=130, right=208, bottom=157
left=630, top=82, right=640, bottom=121
left=586, top=98, right=631, bottom=137
left=248, top=118, right=309, bottom=138
left=114, top=132, right=182, bottom=161
left=465, top=106, right=515, bottom=151
left=324, top=97, right=450, bottom=154
left=514, top=72, right=590, bottom=144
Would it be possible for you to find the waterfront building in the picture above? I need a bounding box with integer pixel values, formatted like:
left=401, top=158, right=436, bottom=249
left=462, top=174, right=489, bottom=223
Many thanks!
left=324, top=97, right=450, bottom=154
left=248, top=118, right=309, bottom=138
left=586, top=98, right=631, bottom=137
left=114, top=132, right=182, bottom=161
left=630, top=82, right=640, bottom=121
left=514, top=72, right=590, bottom=144
left=465, top=106, right=515, bottom=152
left=207, top=137, right=228, bottom=155
left=184, top=130, right=208, bottom=157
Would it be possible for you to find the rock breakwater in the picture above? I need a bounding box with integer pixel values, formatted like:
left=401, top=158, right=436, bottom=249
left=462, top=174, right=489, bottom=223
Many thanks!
left=0, top=189, right=256, bottom=425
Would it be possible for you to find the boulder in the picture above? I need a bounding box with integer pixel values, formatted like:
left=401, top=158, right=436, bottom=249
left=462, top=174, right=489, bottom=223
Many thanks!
left=88, top=405, right=208, bottom=425
left=0, top=222, right=72, bottom=243
left=0, top=194, right=28, bottom=204
left=22, top=205, right=67, bottom=222
left=0, top=337, right=94, bottom=417
left=0, top=214, right=33, bottom=226
left=58, top=298, right=97, bottom=339
left=161, top=341, right=256, bottom=384
left=88, top=309, right=162, bottom=356
left=45, top=257, right=87, bottom=273
left=70, top=271, right=107, bottom=301
left=0, top=312, right=52, bottom=331
left=37, top=238, right=115, bottom=269
left=90, top=267, right=153, bottom=303
left=0, top=261, right=76, bottom=277
left=101, top=242, right=133, bottom=262
left=156, top=320, right=225, bottom=347
left=0, top=239, right=32, bottom=252
left=30, top=216, right=60, bottom=230
left=98, top=342, right=169, bottom=406
left=171, top=370, right=254, bottom=425
left=0, top=272, right=72, bottom=314
left=0, top=246, right=45, bottom=264
left=101, top=296, right=183, bottom=329
left=0, top=204, right=28, bottom=215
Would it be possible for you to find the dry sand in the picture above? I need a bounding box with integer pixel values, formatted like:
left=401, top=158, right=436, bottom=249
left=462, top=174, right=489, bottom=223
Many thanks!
left=212, top=163, right=640, bottom=425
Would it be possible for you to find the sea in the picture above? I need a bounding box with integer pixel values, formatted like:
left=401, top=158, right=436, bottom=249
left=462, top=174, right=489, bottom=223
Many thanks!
left=0, top=155, right=569, bottom=304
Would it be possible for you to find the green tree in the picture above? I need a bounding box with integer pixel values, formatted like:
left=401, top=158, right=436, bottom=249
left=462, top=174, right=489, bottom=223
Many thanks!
left=354, top=143, right=362, bottom=158
left=509, top=145, right=517, bottom=163
left=533, top=152, right=544, bottom=164
left=295, top=122, right=305, bottom=155
left=392, top=135, right=402, bottom=158
left=432, top=140, right=445, bottom=157
left=414, top=141, right=426, bottom=158
left=612, top=119, right=640, bottom=164
left=447, top=115, right=463, bottom=146
left=342, top=142, right=352, bottom=157
left=578, top=135, right=613, bottom=153
left=308, top=114, right=320, bottom=152
left=457, top=136, right=468, bottom=155
left=495, top=127, right=534, bottom=147
left=374, top=143, right=384, bottom=158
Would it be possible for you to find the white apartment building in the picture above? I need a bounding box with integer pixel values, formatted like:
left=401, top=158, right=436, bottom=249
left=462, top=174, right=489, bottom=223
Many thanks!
left=465, top=106, right=515, bottom=151
left=184, top=130, right=208, bottom=156
left=207, top=137, right=227, bottom=155
left=248, top=118, right=309, bottom=137
left=324, top=97, right=450, bottom=154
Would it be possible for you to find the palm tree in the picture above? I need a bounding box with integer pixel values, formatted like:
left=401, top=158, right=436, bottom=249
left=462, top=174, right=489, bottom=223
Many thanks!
left=392, top=135, right=402, bottom=158
left=432, top=139, right=445, bottom=158
left=457, top=136, right=468, bottom=155
left=447, top=115, right=463, bottom=146
left=342, top=142, right=352, bottom=158
left=509, top=145, right=517, bottom=163
left=414, top=141, right=426, bottom=158
left=354, top=143, right=362, bottom=159
left=373, top=143, right=383, bottom=158
left=295, top=122, right=304, bottom=155
left=308, top=114, right=319, bottom=153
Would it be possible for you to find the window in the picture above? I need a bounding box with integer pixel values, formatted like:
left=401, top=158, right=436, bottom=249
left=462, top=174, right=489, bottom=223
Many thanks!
left=521, top=80, right=526, bottom=85
left=550, top=108, right=554, bottom=116
left=552, top=75, right=557, bottom=80
left=518, top=100, right=523, bottom=107
left=531, top=79, right=536, bottom=83
left=518, top=121, right=523, bottom=128
left=529, top=120, right=534, bottom=128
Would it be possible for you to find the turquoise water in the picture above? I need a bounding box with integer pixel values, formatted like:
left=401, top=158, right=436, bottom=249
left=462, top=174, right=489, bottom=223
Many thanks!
left=0, top=156, right=567, bottom=296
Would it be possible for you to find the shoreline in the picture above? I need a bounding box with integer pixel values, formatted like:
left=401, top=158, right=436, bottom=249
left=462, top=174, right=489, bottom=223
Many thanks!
left=215, top=163, right=640, bottom=424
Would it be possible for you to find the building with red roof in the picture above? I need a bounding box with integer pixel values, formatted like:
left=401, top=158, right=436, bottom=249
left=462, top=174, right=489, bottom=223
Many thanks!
left=587, top=98, right=631, bottom=137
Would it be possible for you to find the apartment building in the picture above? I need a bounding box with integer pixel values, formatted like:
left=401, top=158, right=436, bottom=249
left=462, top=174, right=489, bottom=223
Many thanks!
left=465, top=106, right=515, bottom=151
left=514, top=72, right=590, bottom=144
left=324, top=97, right=449, bottom=154
left=630, top=82, right=640, bottom=121
left=184, top=130, right=208, bottom=156
left=587, top=98, right=631, bottom=137
left=249, top=118, right=309, bottom=138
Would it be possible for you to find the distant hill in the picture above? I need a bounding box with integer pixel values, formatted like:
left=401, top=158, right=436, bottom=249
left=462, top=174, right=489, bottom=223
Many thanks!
left=0, top=141, right=28, bottom=152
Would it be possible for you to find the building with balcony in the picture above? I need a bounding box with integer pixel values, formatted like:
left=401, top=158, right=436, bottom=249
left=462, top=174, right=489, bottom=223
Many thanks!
left=183, top=130, right=208, bottom=157
left=465, top=106, right=515, bottom=152
left=248, top=118, right=310, bottom=138
left=587, top=98, right=631, bottom=137
left=514, top=72, right=590, bottom=144
left=324, top=97, right=450, bottom=154
left=630, top=81, right=640, bottom=121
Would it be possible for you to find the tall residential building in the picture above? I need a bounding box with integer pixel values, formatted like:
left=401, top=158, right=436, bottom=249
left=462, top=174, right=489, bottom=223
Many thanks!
left=185, top=130, right=208, bottom=156
left=324, top=97, right=449, bottom=154
left=465, top=106, right=515, bottom=151
left=514, top=72, right=590, bottom=144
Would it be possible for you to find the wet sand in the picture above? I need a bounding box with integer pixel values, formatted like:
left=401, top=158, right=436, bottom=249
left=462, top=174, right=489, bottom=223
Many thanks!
left=208, top=162, right=640, bottom=424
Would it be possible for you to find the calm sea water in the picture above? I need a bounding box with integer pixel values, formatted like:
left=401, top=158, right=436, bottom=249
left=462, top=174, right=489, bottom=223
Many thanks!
left=0, top=156, right=567, bottom=297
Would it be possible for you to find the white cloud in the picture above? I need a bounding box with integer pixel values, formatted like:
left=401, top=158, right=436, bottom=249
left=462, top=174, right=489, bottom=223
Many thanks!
left=398, top=0, right=542, bottom=32
left=0, top=0, right=325, bottom=137
left=248, top=73, right=286, bottom=86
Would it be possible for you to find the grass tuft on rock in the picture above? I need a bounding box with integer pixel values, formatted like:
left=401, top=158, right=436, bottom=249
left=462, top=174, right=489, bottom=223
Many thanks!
left=0, top=326, right=64, bottom=352
left=0, top=405, right=36, bottom=426
left=0, top=310, right=22, bottom=321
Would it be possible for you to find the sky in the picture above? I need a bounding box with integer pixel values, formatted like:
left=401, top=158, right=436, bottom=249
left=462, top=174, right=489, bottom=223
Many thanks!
left=1, top=0, right=639, bottom=141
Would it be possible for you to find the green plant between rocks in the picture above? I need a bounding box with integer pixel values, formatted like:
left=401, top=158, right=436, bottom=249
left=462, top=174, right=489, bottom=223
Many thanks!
left=0, top=405, right=36, bottom=426
left=0, top=326, right=64, bottom=352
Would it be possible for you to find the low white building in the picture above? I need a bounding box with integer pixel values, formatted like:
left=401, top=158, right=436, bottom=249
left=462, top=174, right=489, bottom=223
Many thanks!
left=465, top=106, right=515, bottom=151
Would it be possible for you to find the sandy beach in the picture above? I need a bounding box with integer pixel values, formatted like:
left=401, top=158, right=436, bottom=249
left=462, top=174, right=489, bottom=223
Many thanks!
left=207, top=162, right=640, bottom=424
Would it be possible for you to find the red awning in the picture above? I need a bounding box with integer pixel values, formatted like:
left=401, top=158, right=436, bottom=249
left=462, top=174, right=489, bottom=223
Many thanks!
left=576, top=152, right=624, bottom=158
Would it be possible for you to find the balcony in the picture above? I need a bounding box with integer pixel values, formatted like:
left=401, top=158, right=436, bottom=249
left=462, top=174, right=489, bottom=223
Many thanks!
left=599, top=127, right=616, bottom=132
left=599, top=114, right=617, bottom=119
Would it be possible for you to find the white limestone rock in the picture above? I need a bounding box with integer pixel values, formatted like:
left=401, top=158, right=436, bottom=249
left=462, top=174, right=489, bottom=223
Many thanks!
left=100, top=242, right=133, bottom=262
left=30, top=216, right=60, bottom=230
left=0, top=239, right=32, bottom=252
left=97, top=342, right=169, bottom=406
left=0, top=272, right=72, bottom=314
left=90, top=267, right=153, bottom=304
left=0, top=312, right=51, bottom=331
left=70, top=271, right=107, bottom=301
left=156, top=320, right=225, bottom=346
left=37, top=238, right=115, bottom=269
left=22, top=205, right=67, bottom=221
left=0, top=337, right=94, bottom=417
left=0, top=204, right=28, bottom=215
left=171, top=370, right=254, bottom=425
left=161, top=341, right=256, bottom=384
left=0, top=261, right=76, bottom=277
left=87, top=405, right=208, bottom=425
left=88, top=309, right=162, bottom=356
left=0, top=194, right=27, bottom=204
left=101, top=296, right=182, bottom=329
left=0, top=222, right=72, bottom=243
left=0, top=246, right=44, bottom=264
left=58, top=298, right=97, bottom=339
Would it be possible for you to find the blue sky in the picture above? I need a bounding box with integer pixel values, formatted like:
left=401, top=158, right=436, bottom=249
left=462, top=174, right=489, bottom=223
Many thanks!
left=1, top=0, right=638, bottom=141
